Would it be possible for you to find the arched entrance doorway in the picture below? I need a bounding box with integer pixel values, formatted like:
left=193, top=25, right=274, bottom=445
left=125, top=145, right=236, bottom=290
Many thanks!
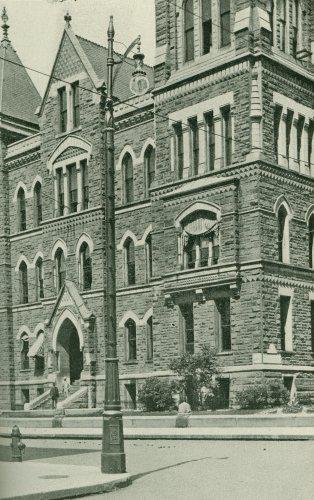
left=56, top=318, right=83, bottom=384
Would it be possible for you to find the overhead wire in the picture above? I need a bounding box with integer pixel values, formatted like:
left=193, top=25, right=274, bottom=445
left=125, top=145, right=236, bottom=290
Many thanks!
left=2, top=53, right=312, bottom=168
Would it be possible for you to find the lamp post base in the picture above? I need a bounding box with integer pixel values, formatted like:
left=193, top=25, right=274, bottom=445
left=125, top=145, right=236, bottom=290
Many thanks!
left=101, top=410, right=126, bottom=474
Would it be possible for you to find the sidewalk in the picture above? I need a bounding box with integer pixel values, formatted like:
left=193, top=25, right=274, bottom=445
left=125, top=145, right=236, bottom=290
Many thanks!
left=0, top=462, right=131, bottom=500
left=1, top=425, right=313, bottom=440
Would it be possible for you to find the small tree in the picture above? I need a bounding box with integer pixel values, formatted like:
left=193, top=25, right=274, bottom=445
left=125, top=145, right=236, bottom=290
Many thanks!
left=138, top=377, right=175, bottom=412
left=169, top=345, right=219, bottom=410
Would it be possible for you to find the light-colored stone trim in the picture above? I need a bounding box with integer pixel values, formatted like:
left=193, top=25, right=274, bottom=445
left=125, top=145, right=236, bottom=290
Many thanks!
left=6, top=134, right=41, bottom=159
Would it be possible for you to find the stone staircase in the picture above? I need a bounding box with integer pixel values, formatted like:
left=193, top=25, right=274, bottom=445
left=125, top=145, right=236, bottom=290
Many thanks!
left=57, top=382, right=88, bottom=409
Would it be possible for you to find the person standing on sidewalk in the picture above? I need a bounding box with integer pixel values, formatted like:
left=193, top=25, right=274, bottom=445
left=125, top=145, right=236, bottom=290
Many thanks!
left=50, top=382, right=59, bottom=409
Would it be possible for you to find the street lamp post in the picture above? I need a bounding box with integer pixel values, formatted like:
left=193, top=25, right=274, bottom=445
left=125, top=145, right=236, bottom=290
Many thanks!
left=101, top=16, right=148, bottom=474
left=101, top=16, right=125, bottom=474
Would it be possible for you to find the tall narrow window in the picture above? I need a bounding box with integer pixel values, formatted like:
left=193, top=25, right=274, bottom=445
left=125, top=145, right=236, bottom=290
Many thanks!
left=311, top=301, right=314, bottom=352
left=285, top=110, right=293, bottom=168
left=59, top=87, right=67, bottom=133
left=309, top=215, right=314, bottom=269
left=35, top=258, right=44, bottom=301
left=34, top=182, right=42, bottom=226
left=145, top=234, right=153, bottom=281
left=145, top=146, right=155, bottom=196
left=17, top=188, right=26, bottom=231
left=72, top=81, right=80, bottom=128
left=80, top=242, right=92, bottom=290
left=146, top=316, right=154, bottom=361
left=184, top=0, right=194, bottom=62
left=278, top=205, right=289, bottom=263
left=68, top=163, right=78, bottom=213
left=267, top=0, right=274, bottom=45
left=123, top=153, right=134, bottom=204
left=21, top=334, right=29, bottom=370
left=308, top=121, right=313, bottom=171
left=174, top=123, right=184, bottom=179
left=189, top=117, right=199, bottom=176
left=280, top=295, right=292, bottom=351
left=19, top=261, right=28, bottom=304
left=202, top=0, right=212, bottom=54
left=55, top=249, right=66, bottom=292
left=205, top=112, right=215, bottom=171
left=222, top=106, right=232, bottom=166
left=126, top=319, right=137, bottom=361
left=81, top=160, right=89, bottom=210
left=278, top=0, right=286, bottom=52
left=56, top=169, right=64, bottom=216
left=220, top=0, right=231, bottom=47
left=215, top=298, right=231, bottom=351
left=180, top=303, right=194, bottom=354
left=292, top=0, right=299, bottom=58
left=125, top=238, right=135, bottom=285
left=186, top=237, right=197, bottom=269
left=274, top=105, right=282, bottom=163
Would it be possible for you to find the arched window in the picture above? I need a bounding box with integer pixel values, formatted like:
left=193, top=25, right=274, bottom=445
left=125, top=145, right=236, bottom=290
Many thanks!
left=35, top=258, right=44, bottom=301
left=125, top=238, right=135, bottom=286
left=123, top=153, right=134, bottom=204
left=34, top=331, right=45, bottom=375
left=309, top=214, right=314, bottom=269
left=180, top=210, right=220, bottom=269
left=146, top=316, right=154, bottom=361
left=79, top=242, right=92, bottom=290
left=19, top=261, right=28, bottom=304
left=21, top=333, right=29, bottom=370
left=202, top=0, right=212, bottom=54
left=277, top=205, right=290, bottom=263
left=125, top=319, right=137, bottom=361
left=144, top=146, right=155, bottom=196
left=184, top=0, right=194, bottom=62
left=55, top=248, right=66, bottom=292
left=34, top=182, right=42, bottom=226
left=145, top=234, right=153, bottom=281
left=17, top=188, right=26, bottom=231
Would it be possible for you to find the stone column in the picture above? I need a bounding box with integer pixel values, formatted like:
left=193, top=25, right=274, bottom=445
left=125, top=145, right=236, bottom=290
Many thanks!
left=63, top=168, right=69, bottom=215
left=300, top=121, right=309, bottom=176
left=290, top=116, right=299, bottom=171
left=53, top=175, right=59, bottom=217
left=278, top=111, right=287, bottom=168
left=182, top=125, right=190, bottom=179
left=213, top=114, right=222, bottom=170
left=76, top=161, right=82, bottom=212
left=198, top=120, right=206, bottom=175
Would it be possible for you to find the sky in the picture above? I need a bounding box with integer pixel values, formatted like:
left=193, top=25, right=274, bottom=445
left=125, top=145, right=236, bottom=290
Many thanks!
left=2, top=0, right=156, bottom=95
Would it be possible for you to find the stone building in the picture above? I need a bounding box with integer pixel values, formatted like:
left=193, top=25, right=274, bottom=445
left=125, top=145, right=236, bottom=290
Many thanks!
left=0, top=1, right=313, bottom=410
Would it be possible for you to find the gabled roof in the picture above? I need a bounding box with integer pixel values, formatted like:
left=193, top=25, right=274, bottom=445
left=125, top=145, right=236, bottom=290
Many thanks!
left=39, top=23, right=154, bottom=116
left=0, top=40, right=40, bottom=127
left=46, top=280, right=93, bottom=327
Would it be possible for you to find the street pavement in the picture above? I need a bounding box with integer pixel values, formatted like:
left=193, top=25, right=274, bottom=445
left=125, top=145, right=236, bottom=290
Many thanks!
left=0, top=438, right=313, bottom=500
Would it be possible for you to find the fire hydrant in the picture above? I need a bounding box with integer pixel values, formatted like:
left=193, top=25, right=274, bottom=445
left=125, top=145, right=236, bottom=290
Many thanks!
left=10, top=425, right=26, bottom=462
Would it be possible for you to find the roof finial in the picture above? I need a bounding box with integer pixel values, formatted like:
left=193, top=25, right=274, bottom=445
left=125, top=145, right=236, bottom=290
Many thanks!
left=1, top=6, right=9, bottom=42
left=64, top=11, right=72, bottom=28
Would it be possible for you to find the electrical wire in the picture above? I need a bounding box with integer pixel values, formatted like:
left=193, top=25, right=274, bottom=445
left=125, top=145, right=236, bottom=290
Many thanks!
left=1, top=37, right=312, bottom=167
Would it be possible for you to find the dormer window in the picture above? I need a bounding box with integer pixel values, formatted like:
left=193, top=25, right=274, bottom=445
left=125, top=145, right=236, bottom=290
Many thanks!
left=59, top=87, right=67, bottom=133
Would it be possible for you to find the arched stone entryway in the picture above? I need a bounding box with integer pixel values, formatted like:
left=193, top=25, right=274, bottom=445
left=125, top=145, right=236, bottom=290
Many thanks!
left=56, top=318, right=83, bottom=384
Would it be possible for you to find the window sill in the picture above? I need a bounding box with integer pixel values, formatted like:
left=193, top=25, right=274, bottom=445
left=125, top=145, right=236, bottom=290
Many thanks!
left=55, top=127, right=82, bottom=139
left=123, top=360, right=138, bottom=365
left=20, top=369, right=31, bottom=373
left=217, top=351, right=233, bottom=356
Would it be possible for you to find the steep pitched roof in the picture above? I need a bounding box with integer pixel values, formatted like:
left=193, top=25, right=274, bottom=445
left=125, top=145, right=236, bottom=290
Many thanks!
left=39, top=24, right=154, bottom=116
left=0, top=41, right=40, bottom=127
left=76, top=35, right=154, bottom=102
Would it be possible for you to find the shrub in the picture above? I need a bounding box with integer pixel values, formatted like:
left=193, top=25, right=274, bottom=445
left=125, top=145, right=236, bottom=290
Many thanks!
left=169, top=345, right=219, bottom=410
left=138, top=377, right=175, bottom=412
left=236, top=380, right=289, bottom=410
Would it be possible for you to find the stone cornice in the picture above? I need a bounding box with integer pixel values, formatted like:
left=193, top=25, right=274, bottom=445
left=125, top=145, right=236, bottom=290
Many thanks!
left=115, top=107, right=154, bottom=131
left=5, top=150, right=40, bottom=169
left=5, top=133, right=41, bottom=159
